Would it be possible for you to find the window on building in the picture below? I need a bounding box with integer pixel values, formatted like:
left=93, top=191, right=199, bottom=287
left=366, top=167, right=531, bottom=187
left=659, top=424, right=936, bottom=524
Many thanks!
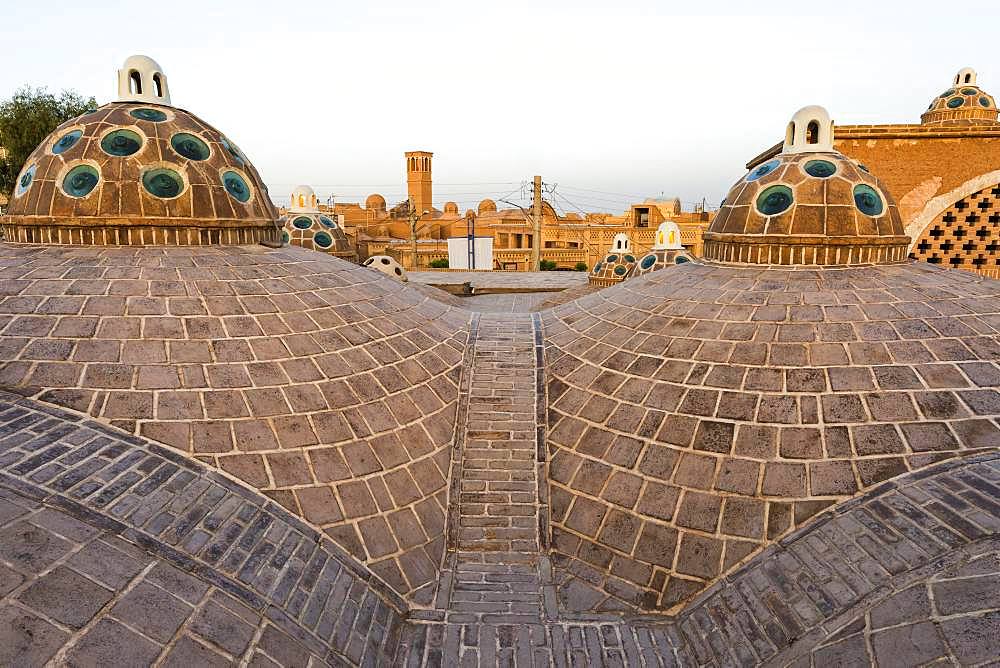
left=807, top=121, right=819, bottom=144
left=129, top=71, right=142, bottom=95
left=636, top=207, right=650, bottom=227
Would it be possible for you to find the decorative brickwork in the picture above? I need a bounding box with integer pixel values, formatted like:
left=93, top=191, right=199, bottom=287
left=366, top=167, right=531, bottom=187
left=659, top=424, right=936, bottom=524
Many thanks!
left=910, top=182, right=1000, bottom=278
left=0, top=244, right=471, bottom=601
left=542, top=260, right=1000, bottom=613
left=3, top=103, right=279, bottom=246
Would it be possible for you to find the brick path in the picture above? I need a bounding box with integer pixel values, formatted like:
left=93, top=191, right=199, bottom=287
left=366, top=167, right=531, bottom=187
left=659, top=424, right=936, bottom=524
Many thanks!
left=0, top=389, right=997, bottom=666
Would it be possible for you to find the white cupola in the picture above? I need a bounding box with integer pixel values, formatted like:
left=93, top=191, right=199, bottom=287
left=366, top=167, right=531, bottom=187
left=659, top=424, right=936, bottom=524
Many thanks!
left=116, top=55, right=171, bottom=105
left=611, top=232, right=631, bottom=253
left=289, top=185, right=319, bottom=213
left=652, top=221, right=683, bottom=250
left=954, top=67, right=977, bottom=86
left=782, top=105, right=834, bottom=154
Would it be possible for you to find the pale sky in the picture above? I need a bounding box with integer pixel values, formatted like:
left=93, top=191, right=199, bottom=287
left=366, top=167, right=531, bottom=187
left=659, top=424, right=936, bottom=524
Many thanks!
left=3, top=0, right=997, bottom=213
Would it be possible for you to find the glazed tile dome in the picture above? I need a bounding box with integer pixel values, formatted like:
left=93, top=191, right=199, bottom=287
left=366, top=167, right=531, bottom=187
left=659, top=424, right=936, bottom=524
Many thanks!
left=922, top=68, right=998, bottom=125
left=631, top=222, right=692, bottom=278
left=590, top=233, right=636, bottom=286
left=3, top=55, right=279, bottom=247
left=705, top=106, right=909, bottom=266
left=282, top=211, right=352, bottom=255
left=542, top=104, right=1000, bottom=614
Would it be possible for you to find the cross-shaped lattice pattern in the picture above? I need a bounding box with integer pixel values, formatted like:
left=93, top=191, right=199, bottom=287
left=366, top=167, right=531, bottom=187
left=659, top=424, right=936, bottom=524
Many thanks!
left=910, top=184, right=1000, bottom=277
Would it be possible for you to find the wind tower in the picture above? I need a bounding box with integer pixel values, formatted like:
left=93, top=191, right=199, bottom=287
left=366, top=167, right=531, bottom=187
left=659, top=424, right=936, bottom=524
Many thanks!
left=405, top=150, right=433, bottom=214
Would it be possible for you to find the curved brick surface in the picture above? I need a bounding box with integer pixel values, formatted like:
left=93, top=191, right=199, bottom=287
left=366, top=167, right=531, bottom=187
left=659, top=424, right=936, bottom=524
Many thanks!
left=0, top=391, right=405, bottom=665
left=0, top=247, right=471, bottom=601
left=541, top=260, right=1000, bottom=612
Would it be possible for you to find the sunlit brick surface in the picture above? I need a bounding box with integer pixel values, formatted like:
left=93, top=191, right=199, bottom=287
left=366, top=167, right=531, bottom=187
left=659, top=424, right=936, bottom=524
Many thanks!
left=0, top=244, right=471, bottom=601
left=542, top=260, right=1000, bottom=612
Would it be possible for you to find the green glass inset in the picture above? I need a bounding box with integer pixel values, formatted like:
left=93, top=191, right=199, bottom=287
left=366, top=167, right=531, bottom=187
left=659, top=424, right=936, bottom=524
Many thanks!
left=613, top=265, right=627, bottom=276
left=314, top=232, right=333, bottom=248
left=853, top=184, right=884, bottom=216
left=804, top=159, right=836, bottom=178
left=606, top=254, right=619, bottom=263
left=282, top=230, right=290, bottom=245
left=130, top=108, right=167, bottom=122
left=143, top=167, right=184, bottom=198
left=592, top=263, right=603, bottom=273
left=319, top=215, right=336, bottom=228
left=101, top=129, right=143, bottom=157
left=63, top=164, right=100, bottom=197
left=981, top=97, right=992, bottom=108
left=747, top=158, right=780, bottom=182
left=52, top=130, right=82, bottom=155
left=947, top=97, right=965, bottom=108
left=675, top=256, right=689, bottom=264
left=223, top=171, right=251, bottom=202
left=220, top=137, right=245, bottom=165
left=756, top=185, right=793, bottom=216
left=640, top=254, right=656, bottom=270
left=292, top=216, right=313, bottom=230
left=940, top=89, right=955, bottom=98
left=16, top=164, right=36, bottom=196
left=624, top=254, right=635, bottom=263
left=171, top=133, right=210, bottom=161
left=961, top=88, right=978, bottom=96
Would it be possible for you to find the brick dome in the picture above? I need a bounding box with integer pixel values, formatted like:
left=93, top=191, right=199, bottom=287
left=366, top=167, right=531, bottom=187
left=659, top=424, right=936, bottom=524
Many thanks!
left=542, top=105, right=1000, bottom=614
left=922, top=68, right=998, bottom=125
left=705, top=106, right=909, bottom=266
left=3, top=56, right=279, bottom=247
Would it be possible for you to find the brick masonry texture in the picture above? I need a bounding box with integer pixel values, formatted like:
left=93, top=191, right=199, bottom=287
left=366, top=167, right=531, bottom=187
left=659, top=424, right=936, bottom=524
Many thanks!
left=1, top=360, right=999, bottom=666
left=0, top=391, right=406, bottom=665
left=0, top=244, right=471, bottom=602
left=541, top=260, right=1000, bottom=612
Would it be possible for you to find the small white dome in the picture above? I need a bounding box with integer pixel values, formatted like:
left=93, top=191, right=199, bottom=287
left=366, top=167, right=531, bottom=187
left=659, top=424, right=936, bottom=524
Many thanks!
left=954, top=67, right=977, bottom=86
left=289, top=185, right=318, bottom=213
left=652, top=221, right=683, bottom=250
left=611, top=232, right=631, bottom=253
left=783, top=105, right=834, bottom=154
left=116, top=55, right=171, bottom=106
left=362, top=255, right=407, bottom=281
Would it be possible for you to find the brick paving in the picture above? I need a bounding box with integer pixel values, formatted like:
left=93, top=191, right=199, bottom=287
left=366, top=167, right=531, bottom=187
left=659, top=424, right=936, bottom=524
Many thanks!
left=0, top=392, right=998, bottom=665
left=408, top=272, right=589, bottom=291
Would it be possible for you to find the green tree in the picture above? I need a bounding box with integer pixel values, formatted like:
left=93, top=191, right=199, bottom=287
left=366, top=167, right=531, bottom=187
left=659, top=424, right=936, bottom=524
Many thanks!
left=0, top=87, right=97, bottom=199
left=574, top=261, right=588, bottom=272
left=540, top=259, right=557, bottom=271
left=429, top=258, right=449, bottom=268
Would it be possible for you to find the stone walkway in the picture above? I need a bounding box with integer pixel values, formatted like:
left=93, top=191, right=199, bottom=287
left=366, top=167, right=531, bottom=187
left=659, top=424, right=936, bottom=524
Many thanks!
left=0, top=390, right=997, bottom=666
left=408, top=272, right=589, bottom=291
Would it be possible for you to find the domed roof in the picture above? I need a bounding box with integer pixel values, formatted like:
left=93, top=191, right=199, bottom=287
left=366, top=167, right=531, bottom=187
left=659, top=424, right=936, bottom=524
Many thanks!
left=477, top=198, right=497, bottom=214
left=443, top=201, right=459, bottom=214
left=117, top=54, right=170, bottom=105
left=590, top=233, right=636, bottom=286
left=705, top=106, right=908, bottom=266
left=3, top=57, right=278, bottom=247
left=652, top=221, right=683, bottom=250
left=922, top=68, right=998, bottom=125
left=366, top=193, right=386, bottom=210
left=282, top=211, right=352, bottom=256
left=288, top=184, right=318, bottom=213
left=363, top=254, right=408, bottom=281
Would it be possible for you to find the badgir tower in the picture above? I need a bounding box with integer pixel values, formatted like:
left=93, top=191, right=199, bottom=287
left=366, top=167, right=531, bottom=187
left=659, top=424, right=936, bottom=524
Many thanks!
left=0, top=56, right=997, bottom=666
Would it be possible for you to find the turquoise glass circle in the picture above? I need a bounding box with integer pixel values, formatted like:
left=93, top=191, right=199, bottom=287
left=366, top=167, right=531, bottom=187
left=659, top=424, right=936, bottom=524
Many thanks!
left=319, top=215, right=336, bottom=228
left=747, top=158, right=780, bottom=182
left=624, top=254, right=635, bottom=263
left=281, top=230, right=290, bottom=245
left=15, top=164, right=36, bottom=197
left=756, top=185, right=793, bottom=216
left=592, top=263, right=603, bottom=273
left=675, top=256, right=690, bottom=264
left=220, top=137, right=244, bottom=165
left=856, top=163, right=870, bottom=173
left=62, top=164, right=100, bottom=197
left=171, top=133, right=210, bottom=161
left=223, top=171, right=251, bottom=202
left=947, top=97, right=965, bottom=108
left=804, top=160, right=837, bottom=178
left=292, top=216, right=313, bottom=230
left=52, top=130, right=82, bottom=155
left=853, top=184, right=884, bottom=216
left=940, top=89, right=955, bottom=98
left=606, top=254, right=618, bottom=263
left=640, top=254, right=656, bottom=270
left=613, top=265, right=627, bottom=276
left=101, top=129, right=143, bottom=157
left=142, top=168, right=184, bottom=198
left=314, top=232, right=333, bottom=248
left=961, top=88, right=978, bottom=96
left=130, top=108, right=167, bottom=122
left=981, top=97, right=992, bottom=108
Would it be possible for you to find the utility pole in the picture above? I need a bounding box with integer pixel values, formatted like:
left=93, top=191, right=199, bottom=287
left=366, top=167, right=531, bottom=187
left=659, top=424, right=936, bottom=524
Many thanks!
left=531, top=175, right=542, bottom=271
left=408, top=201, right=419, bottom=270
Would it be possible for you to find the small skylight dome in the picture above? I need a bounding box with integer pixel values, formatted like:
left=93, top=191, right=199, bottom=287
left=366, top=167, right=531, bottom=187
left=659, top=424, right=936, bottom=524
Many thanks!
left=652, top=221, right=683, bottom=250
left=955, top=67, right=977, bottom=86
left=289, top=185, right=318, bottom=213
left=116, top=55, right=171, bottom=105
left=611, top=232, right=631, bottom=252
left=783, top=105, right=834, bottom=154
